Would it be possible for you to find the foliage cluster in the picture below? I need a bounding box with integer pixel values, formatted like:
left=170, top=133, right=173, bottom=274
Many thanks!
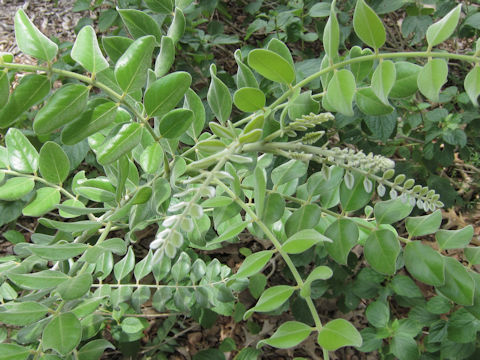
left=0, top=0, right=480, bottom=359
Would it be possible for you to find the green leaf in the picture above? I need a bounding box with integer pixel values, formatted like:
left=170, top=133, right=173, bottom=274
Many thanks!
left=145, top=0, right=173, bottom=13
left=22, top=187, right=61, bottom=217
left=134, top=250, right=153, bottom=281
left=305, top=266, right=333, bottom=284
left=97, top=122, right=143, bottom=165
left=404, top=241, right=445, bottom=286
left=340, top=173, right=373, bottom=211
left=405, top=209, right=442, bottom=237
left=287, top=91, right=320, bottom=121
left=29, top=242, right=88, bottom=260
left=326, top=69, right=356, bottom=117
left=0, top=177, right=34, bottom=201
left=159, top=109, right=194, bottom=138
left=436, top=257, right=474, bottom=306
left=390, top=61, right=421, bottom=98
left=390, top=334, right=419, bottom=360
left=114, top=35, right=155, bottom=93
left=56, top=273, right=93, bottom=300
left=465, top=247, right=480, bottom=265
left=436, top=225, right=474, bottom=250
left=39, top=218, right=102, bottom=233
left=139, top=143, right=163, bottom=174
left=118, top=9, right=162, bottom=44
left=154, top=36, right=175, bottom=78
left=102, top=36, right=133, bottom=64
left=184, top=88, right=206, bottom=140
left=353, top=0, right=386, bottom=49
left=8, top=270, right=69, bottom=290
left=309, top=3, right=331, bottom=17
left=247, top=49, right=295, bottom=84
left=285, top=204, right=322, bottom=238
left=0, top=69, right=10, bottom=109
left=325, top=218, right=359, bottom=265
left=271, top=159, right=307, bottom=186
left=207, top=64, right=232, bottom=124
left=254, top=166, right=266, bottom=218
left=317, top=319, right=362, bottom=351
left=6, top=128, right=39, bottom=173
left=239, top=129, right=263, bottom=144
left=390, top=275, right=423, bottom=298
left=167, top=7, right=186, bottom=44
left=234, top=50, right=258, bottom=89
left=114, top=247, right=135, bottom=281
left=14, top=9, right=58, bottom=62
left=366, top=301, right=390, bottom=328
left=209, top=122, right=235, bottom=139
left=374, top=198, right=413, bottom=224
left=33, top=84, right=90, bottom=135
left=0, top=301, right=49, bottom=325
left=39, top=142, right=70, bottom=184
left=244, top=285, right=295, bottom=319
left=71, top=25, right=109, bottom=74
left=464, top=66, right=480, bottom=106
left=426, top=4, right=462, bottom=49
left=42, top=312, right=82, bottom=356
left=0, top=74, right=51, bottom=128
left=356, top=87, right=394, bottom=116
left=233, top=87, right=266, bottom=112
left=283, top=229, right=332, bottom=254
left=364, top=229, right=400, bottom=275
left=417, top=59, right=448, bottom=102
left=77, top=339, right=115, bottom=360
left=121, top=317, right=145, bottom=334
left=371, top=60, right=395, bottom=104
left=262, top=193, right=285, bottom=225
left=266, top=38, right=294, bottom=67
left=61, top=101, right=118, bottom=145
left=348, top=46, right=374, bottom=82
left=258, top=321, right=312, bottom=349
left=0, top=344, right=30, bottom=360
left=235, top=250, right=274, bottom=279
left=144, top=71, right=192, bottom=118
left=323, top=1, right=339, bottom=58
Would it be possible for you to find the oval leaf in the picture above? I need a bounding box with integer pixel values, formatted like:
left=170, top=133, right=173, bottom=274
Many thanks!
left=22, top=187, right=61, bottom=217
left=235, top=250, right=274, bottom=279
left=6, top=128, right=39, bottom=173
left=317, top=319, right=362, bottom=351
left=405, top=209, right=442, bottom=237
left=353, top=0, right=386, bottom=49
left=364, top=229, right=400, bottom=275
left=404, top=241, right=445, bottom=286
left=71, top=25, right=109, bottom=74
left=247, top=49, right=295, bottom=84
left=435, top=225, right=474, bottom=250
left=159, top=109, right=194, bottom=139
left=426, top=4, right=462, bottom=49
left=258, top=321, right=312, bottom=349
left=154, top=36, right=175, bottom=78
left=233, top=87, right=266, bottom=112
left=417, top=59, right=448, bottom=102
left=283, top=229, right=332, bottom=254
left=436, top=257, right=474, bottom=306
left=0, top=177, right=34, bottom=201
left=42, top=312, right=82, bottom=356
left=39, top=141, right=70, bottom=184
left=325, top=218, right=359, bottom=265
left=207, top=64, right=232, bottom=124
left=371, top=60, right=396, bottom=104
left=0, top=302, right=49, bottom=326
left=326, top=69, right=356, bottom=117
left=464, top=66, right=480, bottom=106
left=97, top=122, right=143, bottom=165
left=118, top=8, right=162, bottom=44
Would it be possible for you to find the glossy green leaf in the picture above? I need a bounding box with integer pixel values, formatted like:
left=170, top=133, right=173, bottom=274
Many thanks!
left=371, top=60, right=395, bottom=104
left=390, top=61, right=421, bottom=98
left=247, top=49, right=295, bottom=84
left=0, top=68, right=10, bottom=109
left=57, top=273, right=92, bottom=300
left=75, top=178, right=116, bottom=203
left=436, top=257, right=474, bottom=306
left=326, top=69, right=356, bottom=116
left=417, top=59, right=448, bottom=102
left=97, top=122, right=143, bottom=165
left=317, top=319, right=362, bottom=351
left=22, top=187, right=60, bottom=217
left=61, top=101, right=118, bottom=145
left=101, top=36, right=133, bottom=64
left=33, top=84, right=90, bottom=135
left=0, top=74, right=51, bottom=128
left=77, top=339, right=115, bottom=360
left=405, top=210, right=442, bottom=237
left=325, top=219, right=358, bottom=265
left=42, top=312, right=82, bottom=355
left=145, top=0, right=173, bottom=13
left=167, top=7, right=186, bottom=44
left=374, top=198, right=413, bottom=224
left=8, top=270, right=69, bottom=290
left=364, top=229, right=400, bottom=275
left=118, top=9, right=162, bottom=44
left=14, top=9, right=58, bottom=62
left=233, top=87, right=266, bottom=112
left=285, top=204, right=322, bottom=238
left=282, top=229, right=332, bottom=254
left=39, top=141, right=70, bottom=184
left=207, top=64, right=232, bottom=124
left=353, top=0, right=386, bottom=49
left=29, top=242, right=88, bottom=260
left=0, top=177, right=34, bottom=201
left=6, top=128, right=39, bottom=173
left=159, top=109, right=194, bottom=138
left=155, top=36, right=175, bottom=78
left=435, top=225, right=474, bottom=250
left=258, top=321, right=312, bottom=349
left=348, top=46, right=374, bottom=82
left=356, top=87, right=394, bottom=115
left=426, top=4, right=462, bottom=48
left=234, top=50, right=258, bottom=88
left=245, top=285, right=295, bottom=319
left=71, top=25, right=109, bottom=74
left=114, top=35, right=155, bottom=93
left=323, top=1, right=339, bottom=58
left=235, top=250, right=273, bottom=279
left=139, top=142, right=163, bottom=174
left=114, top=247, right=135, bottom=281
left=144, top=71, right=191, bottom=118
left=464, top=66, right=480, bottom=106
left=0, top=344, right=29, bottom=360
left=404, top=241, right=445, bottom=286
left=0, top=301, right=49, bottom=325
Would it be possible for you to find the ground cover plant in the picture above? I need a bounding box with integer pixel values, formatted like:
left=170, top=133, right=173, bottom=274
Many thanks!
left=0, top=0, right=480, bottom=359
